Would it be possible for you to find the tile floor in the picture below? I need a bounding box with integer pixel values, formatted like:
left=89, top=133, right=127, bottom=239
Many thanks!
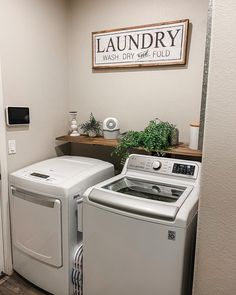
left=0, top=273, right=49, bottom=295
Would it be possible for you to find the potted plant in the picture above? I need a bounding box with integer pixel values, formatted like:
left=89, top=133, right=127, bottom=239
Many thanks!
left=80, top=113, right=102, bottom=137
left=113, top=119, right=177, bottom=163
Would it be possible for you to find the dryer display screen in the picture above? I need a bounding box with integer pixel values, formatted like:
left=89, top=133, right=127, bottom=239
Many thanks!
left=31, top=172, right=50, bottom=179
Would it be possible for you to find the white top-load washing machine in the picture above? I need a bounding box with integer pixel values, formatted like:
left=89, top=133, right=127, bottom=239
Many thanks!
left=9, top=156, right=114, bottom=295
left=83, top=154, right=201, bottom=295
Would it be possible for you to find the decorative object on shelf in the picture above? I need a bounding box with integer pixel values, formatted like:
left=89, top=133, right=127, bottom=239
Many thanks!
left=92, top=19, right=189, bottom=69
left=80, top=113, right=102, bottom=137
left=103, top=117, right=120, bottom=139
left=69, top=111, right=80, bottom=137
left=113, top=118, right=177, bottom=163
left=189, top=123, right=200, bottom=150
left=170, top=128, right=179, bottom=146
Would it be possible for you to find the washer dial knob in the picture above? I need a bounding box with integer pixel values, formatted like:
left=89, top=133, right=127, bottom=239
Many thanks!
left=152, top=161, right=162, bottom=171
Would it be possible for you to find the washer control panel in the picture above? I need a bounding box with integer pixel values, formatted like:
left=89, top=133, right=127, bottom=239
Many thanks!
left=127, top=155, right=198, bottom=179
left=172, top=163, right=195, bottom=176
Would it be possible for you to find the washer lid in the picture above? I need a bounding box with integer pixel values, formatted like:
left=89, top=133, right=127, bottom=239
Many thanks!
left=88, top=176, right=193, bottom=221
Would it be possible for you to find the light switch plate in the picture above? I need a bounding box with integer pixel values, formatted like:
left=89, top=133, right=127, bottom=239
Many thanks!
left=8, top=139, right=16, bottom=154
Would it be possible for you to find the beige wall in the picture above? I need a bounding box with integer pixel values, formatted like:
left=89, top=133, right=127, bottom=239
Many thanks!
left=0, top=0, right=209, bottom=170
left=0, top=0, right=68, bottom=172
left=68, top=0, right=208, bottom=142
left=193, top=1, right=236, bottom=294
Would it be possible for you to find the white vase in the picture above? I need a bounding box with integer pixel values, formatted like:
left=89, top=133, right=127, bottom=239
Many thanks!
left=189, top=123, right=199, bottom=149
left=69, top=112, right=80, bottom=137
left=88, top=130, right=97, bottom=137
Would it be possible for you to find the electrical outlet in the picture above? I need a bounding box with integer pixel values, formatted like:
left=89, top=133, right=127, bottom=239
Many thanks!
left=8, top=140, right=16, bottom=154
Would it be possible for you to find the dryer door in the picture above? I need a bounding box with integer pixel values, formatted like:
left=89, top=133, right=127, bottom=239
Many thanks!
left=10, top=186, right=62, bottom=267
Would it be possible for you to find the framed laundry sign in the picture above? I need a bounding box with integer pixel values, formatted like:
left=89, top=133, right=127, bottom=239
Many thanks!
left=92, top=19, right=189, bottom=69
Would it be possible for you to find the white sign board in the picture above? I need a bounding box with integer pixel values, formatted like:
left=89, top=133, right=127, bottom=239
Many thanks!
left=92, top=19, right=189, bottom=69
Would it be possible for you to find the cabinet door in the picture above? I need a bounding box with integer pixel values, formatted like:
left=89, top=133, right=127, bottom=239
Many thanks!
left=11, top=187, right=62, bottom=267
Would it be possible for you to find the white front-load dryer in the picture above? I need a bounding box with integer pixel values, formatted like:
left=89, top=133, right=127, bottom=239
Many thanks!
left=9, top=156, right=114, bottom=295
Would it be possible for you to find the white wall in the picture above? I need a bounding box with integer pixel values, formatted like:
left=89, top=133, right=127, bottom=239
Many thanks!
left=68, top=0, right=208, bottom=142
left=0, top=0, right=69, bottom=273
left=193, top=1, right=236, bottom=294
left=0, top=0, right=68, bottom=172
left=0, top=63, right=9, bottom=273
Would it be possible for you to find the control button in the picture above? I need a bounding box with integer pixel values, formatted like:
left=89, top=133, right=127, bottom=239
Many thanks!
left=152, top=161, right=162, bottom=171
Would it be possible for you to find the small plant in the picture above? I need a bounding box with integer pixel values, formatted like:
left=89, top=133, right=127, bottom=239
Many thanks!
left=142, top=120, right=176, bottom=151
left=80, top=113, right=102, bottom=137
left=114, top=131, right=143, bottom=162
left=113, top=119, right=176, bottom=163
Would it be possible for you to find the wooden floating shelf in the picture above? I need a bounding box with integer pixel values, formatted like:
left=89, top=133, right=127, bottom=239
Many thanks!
left=56, top=135, right=202, bottom=158
left=56, top=134, right=117, bottom=147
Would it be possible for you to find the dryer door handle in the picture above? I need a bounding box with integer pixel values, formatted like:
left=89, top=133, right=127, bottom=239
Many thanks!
left=77, top=197, right=83, bottom=205
left=76, top=196, right=83, bottom=233
left=11, top=186, right=57, bottom=208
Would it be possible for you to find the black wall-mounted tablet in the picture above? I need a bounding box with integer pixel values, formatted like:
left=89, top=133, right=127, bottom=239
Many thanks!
left=6, top=107, right=30, bottom=126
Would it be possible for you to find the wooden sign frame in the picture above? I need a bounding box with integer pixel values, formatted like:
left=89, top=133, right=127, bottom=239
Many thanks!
left=92, top=19, right=189, bottom=69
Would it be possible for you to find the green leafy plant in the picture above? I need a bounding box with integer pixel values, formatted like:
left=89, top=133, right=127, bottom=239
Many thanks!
left=142, top=120, right=175, bottom=151
left=80, top=113, right=102, bottom=137
left=114, top=131, right=143, bottom=162
left=113, top=119, right=176, bottom=163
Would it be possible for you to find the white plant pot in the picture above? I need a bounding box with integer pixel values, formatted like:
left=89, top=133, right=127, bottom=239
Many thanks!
left=88, top=130, right=97, bottom=137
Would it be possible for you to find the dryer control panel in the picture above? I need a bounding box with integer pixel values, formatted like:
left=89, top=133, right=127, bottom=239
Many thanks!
left=13, top=169, right=63, bottom=184
left=127, top=155, right=199, bottom=179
